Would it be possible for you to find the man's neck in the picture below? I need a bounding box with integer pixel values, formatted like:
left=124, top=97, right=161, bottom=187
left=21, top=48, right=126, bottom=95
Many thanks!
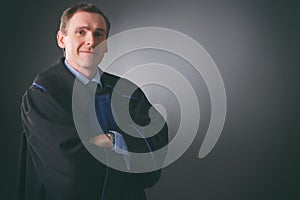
left=76, top=67, right=97, bottom=80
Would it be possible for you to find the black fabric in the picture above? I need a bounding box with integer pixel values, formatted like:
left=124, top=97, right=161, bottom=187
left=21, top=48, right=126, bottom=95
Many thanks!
left=17, top=58, right=168, bottom=200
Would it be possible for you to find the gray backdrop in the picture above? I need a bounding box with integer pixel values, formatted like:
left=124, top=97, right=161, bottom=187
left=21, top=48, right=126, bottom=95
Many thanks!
left=1, top=0, right=299, bottom=199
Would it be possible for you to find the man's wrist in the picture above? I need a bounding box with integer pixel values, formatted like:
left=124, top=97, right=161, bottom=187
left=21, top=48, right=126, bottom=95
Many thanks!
left=105, top=132, right=115, bottom=144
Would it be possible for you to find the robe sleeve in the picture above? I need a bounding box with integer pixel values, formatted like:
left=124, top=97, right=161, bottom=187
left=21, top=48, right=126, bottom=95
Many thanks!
left=109, top=88, right=169, bottom=188
left=19, top=85, right=106, bottom=200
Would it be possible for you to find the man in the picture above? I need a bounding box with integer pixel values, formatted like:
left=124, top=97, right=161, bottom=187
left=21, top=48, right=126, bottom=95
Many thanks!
left=17, top=2, right=168, bottom=200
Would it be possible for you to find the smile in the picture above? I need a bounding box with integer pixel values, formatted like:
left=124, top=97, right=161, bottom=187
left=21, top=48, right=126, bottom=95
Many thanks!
left=80, top=51, right=97, bottom=54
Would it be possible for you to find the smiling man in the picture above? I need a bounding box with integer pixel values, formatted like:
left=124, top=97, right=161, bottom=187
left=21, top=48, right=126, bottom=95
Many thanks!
left=57, top=10, right=108, bottom=78
left=17, top=2, right=168, bottom=200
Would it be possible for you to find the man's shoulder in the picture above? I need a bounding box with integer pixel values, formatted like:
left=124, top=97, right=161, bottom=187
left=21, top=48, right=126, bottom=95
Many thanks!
left=101, top=71, right=120, bottom=86
left=101, top=72, right=138, bottom=90
left=35, top=58, right=70, bottom=82
left=101, top=71, right=145, bottom=101
left=33, top=58, right=74, bottom=92
left=27, top=58, right=74, bottom=113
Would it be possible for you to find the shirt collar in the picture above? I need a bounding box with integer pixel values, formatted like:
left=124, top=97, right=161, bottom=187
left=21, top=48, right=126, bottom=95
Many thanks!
left=64, top=59, right=101, bottom=86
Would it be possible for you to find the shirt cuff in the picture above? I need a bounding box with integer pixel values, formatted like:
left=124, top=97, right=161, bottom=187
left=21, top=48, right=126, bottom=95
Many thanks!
left=108, top=130, right=131, bottom=170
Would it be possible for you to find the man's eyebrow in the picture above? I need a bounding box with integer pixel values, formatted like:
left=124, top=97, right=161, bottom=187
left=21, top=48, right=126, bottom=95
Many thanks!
left=96, top=28, right=106, bottom=33
left=75, top=26, right=106, bottom=33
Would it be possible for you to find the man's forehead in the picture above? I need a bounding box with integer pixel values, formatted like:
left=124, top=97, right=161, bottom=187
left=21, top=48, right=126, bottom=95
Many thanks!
left=68, top=11, right=107, bottom=29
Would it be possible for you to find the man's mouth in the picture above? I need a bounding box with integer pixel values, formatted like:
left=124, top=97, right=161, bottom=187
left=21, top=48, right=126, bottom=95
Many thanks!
left=80, top=50, right=97, bottom=54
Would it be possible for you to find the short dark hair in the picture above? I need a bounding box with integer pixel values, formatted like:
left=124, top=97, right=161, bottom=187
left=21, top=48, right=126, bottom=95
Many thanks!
left=59, top=2, right=110, bottom=38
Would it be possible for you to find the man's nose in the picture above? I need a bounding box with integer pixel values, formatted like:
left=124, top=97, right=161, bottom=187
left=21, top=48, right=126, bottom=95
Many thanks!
left=86, top=33, right=95, bottom=47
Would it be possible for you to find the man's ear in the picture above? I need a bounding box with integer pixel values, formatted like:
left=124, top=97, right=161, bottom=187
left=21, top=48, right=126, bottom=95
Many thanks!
left=57, top=31, right=66, bottom=49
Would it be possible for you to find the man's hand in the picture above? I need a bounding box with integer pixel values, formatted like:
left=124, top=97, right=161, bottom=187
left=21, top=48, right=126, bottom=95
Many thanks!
left=89, top=134, right=113, bottom=148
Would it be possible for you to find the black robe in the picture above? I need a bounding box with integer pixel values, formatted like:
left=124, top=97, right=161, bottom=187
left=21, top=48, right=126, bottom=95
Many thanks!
left=17, top=58, right=168, bottom=200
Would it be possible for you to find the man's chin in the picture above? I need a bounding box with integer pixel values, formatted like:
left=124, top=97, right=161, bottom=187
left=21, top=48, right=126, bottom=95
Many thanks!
left=77, top=55, right=104, bottom=68
left=80, top=61, right=101, bottom=69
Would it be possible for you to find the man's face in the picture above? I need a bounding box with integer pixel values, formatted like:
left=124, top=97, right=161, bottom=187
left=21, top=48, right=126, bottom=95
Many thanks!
left=57, top=11, right=108, bottom=70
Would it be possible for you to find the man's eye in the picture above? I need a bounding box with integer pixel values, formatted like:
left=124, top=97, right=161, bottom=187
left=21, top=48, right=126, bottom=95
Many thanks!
left=94, top=32, right=104, bottom=37
left=77, top=30, right=85, bottom=35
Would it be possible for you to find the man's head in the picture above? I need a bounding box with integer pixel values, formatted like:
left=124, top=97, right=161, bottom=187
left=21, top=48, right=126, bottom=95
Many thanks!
left=59, top=2, right=110, bottom=37
left=57, top=2, right=110, bottom=73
